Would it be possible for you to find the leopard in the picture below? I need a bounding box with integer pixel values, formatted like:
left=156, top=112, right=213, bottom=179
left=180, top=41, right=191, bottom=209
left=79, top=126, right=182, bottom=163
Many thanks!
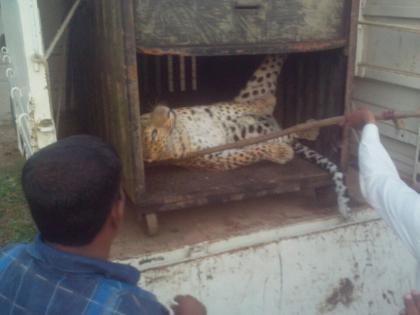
left=140, top=55, right=350, bottom=217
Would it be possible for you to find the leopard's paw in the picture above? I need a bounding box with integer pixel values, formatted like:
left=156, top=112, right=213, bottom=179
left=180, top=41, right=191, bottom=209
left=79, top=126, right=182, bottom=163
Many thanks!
left=265, top=143, right=294, bottom=164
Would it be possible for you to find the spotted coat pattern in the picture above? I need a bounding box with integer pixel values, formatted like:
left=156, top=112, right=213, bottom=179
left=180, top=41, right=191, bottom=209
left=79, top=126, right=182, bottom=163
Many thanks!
left=140, top=55, right=351, bottom=217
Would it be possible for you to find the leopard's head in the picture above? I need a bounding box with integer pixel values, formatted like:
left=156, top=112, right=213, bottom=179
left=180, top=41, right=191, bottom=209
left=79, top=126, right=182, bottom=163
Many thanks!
left=141, top=104, right=176, bottom=162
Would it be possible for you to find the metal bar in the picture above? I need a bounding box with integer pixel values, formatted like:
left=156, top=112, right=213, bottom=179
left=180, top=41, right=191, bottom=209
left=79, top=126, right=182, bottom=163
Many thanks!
left=167, top=55, right=174, bottom=92
left=155, top=56, right=162, bottom=94
left=191, top=56, right=197, bottom=91
left=141, top=55, right=149, bottom=93
left=179, top=56, right=186, bottom=92
left=44, top=0, right=83, bottom=60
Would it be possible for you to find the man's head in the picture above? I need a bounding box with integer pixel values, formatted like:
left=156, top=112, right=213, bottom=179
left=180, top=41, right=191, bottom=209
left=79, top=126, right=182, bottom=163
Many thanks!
left=22, top=135, right=124, bottom=247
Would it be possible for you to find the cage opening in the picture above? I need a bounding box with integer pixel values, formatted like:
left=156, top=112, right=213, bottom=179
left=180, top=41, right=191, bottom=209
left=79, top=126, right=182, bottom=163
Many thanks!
left=138, top=49, right=346, bottom=163
left=137, top=50, right=348, bottom=212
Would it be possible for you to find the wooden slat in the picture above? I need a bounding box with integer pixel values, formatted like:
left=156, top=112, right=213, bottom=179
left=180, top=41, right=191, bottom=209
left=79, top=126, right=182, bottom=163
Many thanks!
left=139, top=158, right=332, bottom=213
left=69, top=0, right=144, bottom=203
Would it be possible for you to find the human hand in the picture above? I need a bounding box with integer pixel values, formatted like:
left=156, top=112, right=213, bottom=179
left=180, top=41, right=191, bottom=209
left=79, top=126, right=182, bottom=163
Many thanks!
left=170, top=295, right=207, bottom=315
left=345, top=108, right=376, bottom=129
left=401, top=291, right=420, bottom=315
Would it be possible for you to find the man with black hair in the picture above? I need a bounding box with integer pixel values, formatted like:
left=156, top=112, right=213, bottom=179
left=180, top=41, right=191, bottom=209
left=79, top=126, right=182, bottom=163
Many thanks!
left=0, top=135, right=206, bottom=315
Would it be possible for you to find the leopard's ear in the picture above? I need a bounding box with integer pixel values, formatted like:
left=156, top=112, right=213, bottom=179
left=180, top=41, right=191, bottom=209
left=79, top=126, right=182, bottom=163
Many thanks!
left=151, top=98, right=169, bottom=111
left=150, top=105, right=173, bottom=128
left=140, top=113, right=151, bottom=128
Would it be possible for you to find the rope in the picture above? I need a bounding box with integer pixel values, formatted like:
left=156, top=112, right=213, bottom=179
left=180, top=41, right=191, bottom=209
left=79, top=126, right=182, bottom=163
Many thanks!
left=44, top=0, right=82, bottom=60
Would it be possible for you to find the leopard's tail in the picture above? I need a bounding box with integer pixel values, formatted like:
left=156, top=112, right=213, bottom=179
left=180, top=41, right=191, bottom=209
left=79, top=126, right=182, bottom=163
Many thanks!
left=293, top=142, right=351, bottom=218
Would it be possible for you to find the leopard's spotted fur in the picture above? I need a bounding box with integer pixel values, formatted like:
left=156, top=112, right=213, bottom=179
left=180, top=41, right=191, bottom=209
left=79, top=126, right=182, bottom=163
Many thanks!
left=141, top=55, right=297, bottom=170
left=141, top=95, right=307, bottom=170
left=140, top=55, right=350, bottom=217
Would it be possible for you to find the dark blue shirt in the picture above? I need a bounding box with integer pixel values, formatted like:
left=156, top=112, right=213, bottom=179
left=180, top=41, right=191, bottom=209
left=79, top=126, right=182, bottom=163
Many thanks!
left=0, top=235, right=168, bottom=315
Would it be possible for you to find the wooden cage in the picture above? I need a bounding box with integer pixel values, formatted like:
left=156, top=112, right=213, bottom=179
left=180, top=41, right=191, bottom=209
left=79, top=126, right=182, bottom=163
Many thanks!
left=67, top=0, right=360, bottom=234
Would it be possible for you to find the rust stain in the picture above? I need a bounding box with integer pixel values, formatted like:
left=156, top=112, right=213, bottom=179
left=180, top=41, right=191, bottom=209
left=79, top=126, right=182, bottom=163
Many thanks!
left=320, top=278, right=355, bottom=313
left=137, top=47, right=190, bottom=56
left=287, top=39, right=347, bottom=52
left=137, top=39, right=347, bottom=56
left=382, top=290, right=396, bottom=305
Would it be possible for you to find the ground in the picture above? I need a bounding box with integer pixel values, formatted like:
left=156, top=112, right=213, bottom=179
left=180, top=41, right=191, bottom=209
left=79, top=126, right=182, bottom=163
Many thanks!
left=0, top=122, right=36, bottom=247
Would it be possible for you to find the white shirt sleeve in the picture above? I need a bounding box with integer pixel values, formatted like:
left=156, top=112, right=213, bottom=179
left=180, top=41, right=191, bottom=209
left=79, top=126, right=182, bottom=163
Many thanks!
left=359, top=124, right=420, bottom=259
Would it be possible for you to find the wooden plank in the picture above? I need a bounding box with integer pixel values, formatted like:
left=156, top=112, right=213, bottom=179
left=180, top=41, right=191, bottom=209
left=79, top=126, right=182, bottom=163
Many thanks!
left=340, top=0, right=360, bottom=170
left=138, top=158, right=332, bottom=213
left=121, top=0, right=146, bottom=202
left=69, top=0, right=144, bottom=203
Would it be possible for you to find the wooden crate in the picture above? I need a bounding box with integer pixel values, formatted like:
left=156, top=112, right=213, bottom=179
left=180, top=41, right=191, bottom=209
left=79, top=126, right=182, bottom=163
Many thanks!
left=67, top=0, right=360, bottom=234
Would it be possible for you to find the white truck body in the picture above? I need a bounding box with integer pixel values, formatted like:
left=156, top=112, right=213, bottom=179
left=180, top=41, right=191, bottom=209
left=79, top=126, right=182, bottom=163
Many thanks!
left=1, top=0, right=420, bottom=314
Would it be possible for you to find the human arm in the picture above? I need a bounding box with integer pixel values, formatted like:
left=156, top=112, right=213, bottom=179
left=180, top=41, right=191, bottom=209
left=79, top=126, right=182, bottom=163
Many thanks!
left=115, top=290, right=205, bottom=315
left=401, top=291, right=420, bottom=315
left=347, top=109, right=420, bottom=259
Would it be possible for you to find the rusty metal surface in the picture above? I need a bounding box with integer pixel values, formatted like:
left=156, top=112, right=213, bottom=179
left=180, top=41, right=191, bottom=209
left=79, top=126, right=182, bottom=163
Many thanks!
left=136, top=39, right=348, bottom=56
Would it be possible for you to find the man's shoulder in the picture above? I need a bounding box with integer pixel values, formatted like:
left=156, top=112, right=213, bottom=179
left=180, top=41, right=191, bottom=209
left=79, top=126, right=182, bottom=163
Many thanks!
left=1, top=242, right=27, bottom=253
left=97, top=279, right=169, bottom=315
left=0, top=243, right=28, bottom=266
left=101, top=278, right=157, bottom=301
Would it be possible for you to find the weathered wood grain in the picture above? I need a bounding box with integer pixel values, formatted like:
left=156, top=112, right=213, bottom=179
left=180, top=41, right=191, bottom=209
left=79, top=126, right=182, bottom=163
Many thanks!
left=135, top=0, right=347, bottom=54
left=69, top=0, right=145, bottom=203
left=139, top=158, right=331, bottom=213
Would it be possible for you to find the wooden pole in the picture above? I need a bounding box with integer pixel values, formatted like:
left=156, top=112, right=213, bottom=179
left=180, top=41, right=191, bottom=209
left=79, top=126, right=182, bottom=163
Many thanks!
left=160, top=110, right=420, bottom=162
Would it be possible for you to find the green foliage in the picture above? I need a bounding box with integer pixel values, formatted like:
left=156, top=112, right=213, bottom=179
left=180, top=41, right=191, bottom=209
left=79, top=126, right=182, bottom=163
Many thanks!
left=0, top=160, right=36, bottom=247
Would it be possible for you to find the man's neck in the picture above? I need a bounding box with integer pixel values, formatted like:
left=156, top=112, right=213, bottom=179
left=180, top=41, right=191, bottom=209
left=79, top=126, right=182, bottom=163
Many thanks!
left=49, top=237, right=111, bottom=261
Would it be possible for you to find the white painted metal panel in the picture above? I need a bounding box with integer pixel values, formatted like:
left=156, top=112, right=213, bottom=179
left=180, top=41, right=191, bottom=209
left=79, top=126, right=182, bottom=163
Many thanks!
left=0, top=0, right=56, bottom=157
left=120, top=210, right=416, bottom=315
left=363, top=0, right=420, bottom=19
left=353, top=0, right=420, bottom=183
left=0, top=6, right=11, bottom=124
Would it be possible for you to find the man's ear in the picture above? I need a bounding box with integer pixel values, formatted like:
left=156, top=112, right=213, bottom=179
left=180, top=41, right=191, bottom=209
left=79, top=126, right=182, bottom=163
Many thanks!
left=110, top=186, right=125, bottom=229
